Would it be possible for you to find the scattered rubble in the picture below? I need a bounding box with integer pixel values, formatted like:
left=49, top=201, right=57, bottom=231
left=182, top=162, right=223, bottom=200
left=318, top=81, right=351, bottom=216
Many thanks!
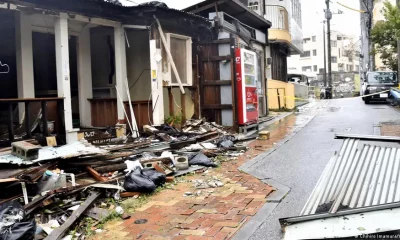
left=0, top=119, right=250, bottom=239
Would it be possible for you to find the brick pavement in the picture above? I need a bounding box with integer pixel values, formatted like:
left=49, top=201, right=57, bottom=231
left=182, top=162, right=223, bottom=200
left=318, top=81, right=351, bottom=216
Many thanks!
left=92, top=137, right=280, bottom=240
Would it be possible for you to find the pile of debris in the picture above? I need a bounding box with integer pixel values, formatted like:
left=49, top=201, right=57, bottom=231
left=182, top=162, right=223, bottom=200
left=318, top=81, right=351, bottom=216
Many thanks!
left=0, top=119, right=248, bottom=239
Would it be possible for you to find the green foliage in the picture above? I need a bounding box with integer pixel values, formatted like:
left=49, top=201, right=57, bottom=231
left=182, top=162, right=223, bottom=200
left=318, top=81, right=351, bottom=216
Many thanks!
left=164, top=113, right=183, bottom=125
left=371, top=1, right=400, bottom=71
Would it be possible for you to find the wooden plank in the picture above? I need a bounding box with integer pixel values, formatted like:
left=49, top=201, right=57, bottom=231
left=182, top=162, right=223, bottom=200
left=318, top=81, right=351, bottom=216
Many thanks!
left=0, top=178, right=19, bottom=183
left=202, top=104, right=232, bottom=110
left=45, top=191, right=101, bottom=240
left=203, top=80, right=231, bottom=86
left=0, top=97, right=64, bottom=103
left=8, top=103, right=14, bottom=142
left=46, top=136, right=57, bottom=146
left=202, top=55, right=231, bottom=62
left=120, top=192, right=141, bottom=198
left=86, top=166, right=107, bottom=182
left=181, top=92, right=186, bottom=122
left=168, top=88, right=173, bottom=116
left=199, top=39, right=231, bottom=45
left=94, top=163, right=127, bottom=173
left=193, top=54, right=200, bottom=119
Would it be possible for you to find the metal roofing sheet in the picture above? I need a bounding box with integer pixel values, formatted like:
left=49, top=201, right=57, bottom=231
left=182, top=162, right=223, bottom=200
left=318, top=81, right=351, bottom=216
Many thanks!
left=301, top=138, right=400, bottom=216
left=0, top=140, right=108, bottom=165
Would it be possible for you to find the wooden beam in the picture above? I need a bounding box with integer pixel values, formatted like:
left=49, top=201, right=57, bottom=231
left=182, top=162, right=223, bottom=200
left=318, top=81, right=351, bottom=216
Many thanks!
left=168, top=88, right=174, bottom=116
left=203, top=80, right=231, bottom=86
left=199, top=39, right=231, bottom=45
left=120, top=192, right=141, bottom=198
left=202, top=104, right=233, bottom=110
left=202, top=55, right=232, bottom=62
left=181, top=92, right=186, bottom=122
left=154, top=16, right=185, bottom=94
left=45, top=191, right=101, bottom=240
left=86, top=166, right=107, bottom=182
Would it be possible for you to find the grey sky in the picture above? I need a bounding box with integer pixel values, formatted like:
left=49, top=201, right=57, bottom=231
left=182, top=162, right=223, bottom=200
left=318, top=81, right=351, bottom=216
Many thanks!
left=119, top=0, right=362, bottom=37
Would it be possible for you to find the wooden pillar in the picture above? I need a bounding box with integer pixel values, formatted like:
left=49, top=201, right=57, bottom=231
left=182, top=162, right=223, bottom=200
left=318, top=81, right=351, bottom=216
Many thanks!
left=149, top=40, right=164, bottom=124
left=15, top=11, right=34, bottom=124
left=78, top=26, right=93, bottom=127
left=114, top=26, right=128, bottom=121
left=55, top=13, right=77, bottom=143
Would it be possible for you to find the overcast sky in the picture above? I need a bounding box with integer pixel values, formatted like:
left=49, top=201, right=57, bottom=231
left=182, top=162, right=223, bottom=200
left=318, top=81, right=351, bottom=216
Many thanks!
left=119, top=0, right=362, bottom=37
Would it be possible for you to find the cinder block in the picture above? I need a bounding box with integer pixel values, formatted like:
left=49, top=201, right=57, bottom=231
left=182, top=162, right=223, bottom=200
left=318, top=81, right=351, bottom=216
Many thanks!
left=11, top=141, right=41, bottom=161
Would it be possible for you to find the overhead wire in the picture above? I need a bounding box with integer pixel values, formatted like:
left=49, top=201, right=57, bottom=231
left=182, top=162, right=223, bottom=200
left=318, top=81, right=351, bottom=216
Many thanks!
left=336, top=1, right=367, bottom=13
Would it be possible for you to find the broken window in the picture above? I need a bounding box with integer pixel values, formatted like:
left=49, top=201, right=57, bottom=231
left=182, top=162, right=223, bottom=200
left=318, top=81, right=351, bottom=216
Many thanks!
left=165, top=33, right=193, bottom=86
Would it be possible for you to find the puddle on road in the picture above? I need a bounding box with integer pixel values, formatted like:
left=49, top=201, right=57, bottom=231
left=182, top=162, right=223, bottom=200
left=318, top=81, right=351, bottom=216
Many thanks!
left=248, top=114, right=312, bottom=153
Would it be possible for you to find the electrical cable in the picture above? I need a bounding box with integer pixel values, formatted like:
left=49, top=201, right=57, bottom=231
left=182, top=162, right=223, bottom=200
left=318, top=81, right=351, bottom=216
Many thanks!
left=337, top=1, right=367, bottom=13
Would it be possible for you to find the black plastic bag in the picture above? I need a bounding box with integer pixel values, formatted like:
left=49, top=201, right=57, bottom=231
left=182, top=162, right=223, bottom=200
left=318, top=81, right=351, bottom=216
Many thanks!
left=124, top=169, right=156, bottom=193
left=189, top=152, right=218, bottom=167
left=0, top=201, right=36, bottom=240
left=142, top=169, right=166, bottom=187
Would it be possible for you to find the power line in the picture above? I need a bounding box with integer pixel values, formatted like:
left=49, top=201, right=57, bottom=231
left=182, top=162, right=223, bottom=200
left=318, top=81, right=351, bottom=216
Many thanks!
left=336, top=1, right=366, bottom=13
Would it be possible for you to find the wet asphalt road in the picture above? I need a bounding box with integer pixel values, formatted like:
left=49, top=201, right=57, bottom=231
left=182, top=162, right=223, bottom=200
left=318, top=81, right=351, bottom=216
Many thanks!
left=244, top=98, right=400, bottom=240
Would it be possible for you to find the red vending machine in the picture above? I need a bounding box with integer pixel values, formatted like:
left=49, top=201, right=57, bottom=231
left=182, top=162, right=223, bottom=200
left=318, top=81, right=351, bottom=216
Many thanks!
left=235, top=48, right=259, bottom=125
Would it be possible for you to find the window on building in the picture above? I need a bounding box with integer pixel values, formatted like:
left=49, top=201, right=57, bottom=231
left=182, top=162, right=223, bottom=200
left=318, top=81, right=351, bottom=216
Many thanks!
left=313, top=65, right=318, bottom=72
left=312, top=36, right=316, bottom=42
left=339, top=49, right=341, bottom=58
left=349, top=65, right=353, bottom=72
left=303, top=38, right=311, bottom=44
left=339, top=65, right=344, bottom=71
left=331, top=40, right=337, bottom=47
left=300, top=51, right=311, bottom=57
left=319, top=68, right=325, bottom=74
left=331, top=56, right=337, bottom=63
left=165, top=33, right=193, bottom=86
left=302, top=66, right=312, bottom=72
left=356, top=65, right=359, bottom=71
left=313, top=49, right=317, bottom=56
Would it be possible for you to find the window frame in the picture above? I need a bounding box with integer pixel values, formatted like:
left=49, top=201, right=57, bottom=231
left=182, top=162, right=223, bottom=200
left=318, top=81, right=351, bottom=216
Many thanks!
left=313, top=49, right=317, bottom=56
left=166, top=33, right=193, bottom=86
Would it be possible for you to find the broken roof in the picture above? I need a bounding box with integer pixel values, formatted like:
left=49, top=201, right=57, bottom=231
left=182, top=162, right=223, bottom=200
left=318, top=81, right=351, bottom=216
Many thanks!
left=184, top=0, right=271, bottom=30
left=4, top=0, right=210, bottom=26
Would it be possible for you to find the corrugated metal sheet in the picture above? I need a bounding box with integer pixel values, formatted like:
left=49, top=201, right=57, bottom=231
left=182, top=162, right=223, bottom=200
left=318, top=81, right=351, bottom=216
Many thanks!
left=301, top=138, right=400, bottom=216
left=0, top=140, right=108, bottom=165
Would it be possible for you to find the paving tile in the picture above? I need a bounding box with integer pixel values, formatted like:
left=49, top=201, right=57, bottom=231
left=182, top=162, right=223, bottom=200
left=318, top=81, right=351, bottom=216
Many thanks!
left=180, top=230, right=206, bottom=236
left=203, top=226, right=222, bottom=237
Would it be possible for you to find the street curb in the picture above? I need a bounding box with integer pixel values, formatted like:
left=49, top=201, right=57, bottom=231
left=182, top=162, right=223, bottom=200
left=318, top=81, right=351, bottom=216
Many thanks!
left=232, top=179, right=291, bottom=240
left=233, top=113, right=315, bottom=240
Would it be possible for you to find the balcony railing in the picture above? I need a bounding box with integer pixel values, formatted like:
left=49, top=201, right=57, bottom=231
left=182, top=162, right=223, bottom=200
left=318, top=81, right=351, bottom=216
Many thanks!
left=265, top=5, right=289, bottom=31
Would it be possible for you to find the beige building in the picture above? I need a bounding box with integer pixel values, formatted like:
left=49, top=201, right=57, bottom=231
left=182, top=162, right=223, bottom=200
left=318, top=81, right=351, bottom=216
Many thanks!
left=287, top=32, right=360, bottom=81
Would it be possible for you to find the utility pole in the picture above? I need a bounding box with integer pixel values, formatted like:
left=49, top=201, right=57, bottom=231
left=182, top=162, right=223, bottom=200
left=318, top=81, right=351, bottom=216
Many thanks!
left=325, top=0, right=332, bottom=87
left=323, top=20, right=327, bottom=87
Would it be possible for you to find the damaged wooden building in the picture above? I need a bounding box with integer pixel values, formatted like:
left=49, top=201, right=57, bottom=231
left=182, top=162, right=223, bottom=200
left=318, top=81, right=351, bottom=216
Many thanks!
left=0, top=0, right=272, bottom=146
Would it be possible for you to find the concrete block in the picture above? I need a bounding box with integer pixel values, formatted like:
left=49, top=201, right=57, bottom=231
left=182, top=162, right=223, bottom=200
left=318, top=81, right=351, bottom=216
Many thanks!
left=11, top=141, right=41, bottom=161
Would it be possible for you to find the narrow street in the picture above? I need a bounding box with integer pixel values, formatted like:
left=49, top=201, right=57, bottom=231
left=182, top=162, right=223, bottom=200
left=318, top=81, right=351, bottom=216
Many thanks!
left=240, top=98, right=400, bottom=240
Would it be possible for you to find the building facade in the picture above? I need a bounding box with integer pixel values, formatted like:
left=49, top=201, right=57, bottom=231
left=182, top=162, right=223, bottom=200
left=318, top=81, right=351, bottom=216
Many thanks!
left=240, top=0, right=303, bottom=82
left=288, top=32, right=360, bottom=82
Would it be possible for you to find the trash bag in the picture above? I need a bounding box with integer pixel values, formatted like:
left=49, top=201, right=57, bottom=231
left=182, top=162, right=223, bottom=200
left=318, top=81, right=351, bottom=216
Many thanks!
left=215, top=135, right=236, bottom=148
left=189, top=152, right=218, bottom=168
left=142, top=169, right=166, bottom=187
left=0, top=201, right=36, bottom=240
left=124, top=169, right=156, bottom=193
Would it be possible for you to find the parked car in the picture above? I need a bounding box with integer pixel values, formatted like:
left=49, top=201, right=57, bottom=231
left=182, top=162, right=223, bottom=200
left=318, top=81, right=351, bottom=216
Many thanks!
left=361, top=71, right=398, bottom=104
